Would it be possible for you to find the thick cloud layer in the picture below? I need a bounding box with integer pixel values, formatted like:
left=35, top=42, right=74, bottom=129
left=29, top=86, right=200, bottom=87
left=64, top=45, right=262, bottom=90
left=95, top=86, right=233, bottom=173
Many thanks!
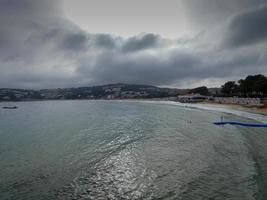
left=224, top=4, right=267, bottom=48
left=121, top=34, right=160, bottom=52
left=181, top=0, right=266, bottom=29
left=0, top=0, right=266, bottom=89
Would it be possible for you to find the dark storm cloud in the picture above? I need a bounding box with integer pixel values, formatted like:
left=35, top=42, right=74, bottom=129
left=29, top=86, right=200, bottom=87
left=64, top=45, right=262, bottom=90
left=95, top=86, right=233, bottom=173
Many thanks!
left=182, top=0, right=266, bottom=28
left=224, top=4, right=267, bottom=48
left=61, top=32, right=88, bottom=50
left=0, top=0, right=65, bottom=60
left=0, top=0, right=267, bottom=89
left=77, top=46, right=265, bottom=86
left=93, top=34, right=117, bottom=49
left=0, top=0, right=61, bottom=15
left=121, top=34, right=160, bottom=52
left=79, top=50, right=201, bottom=85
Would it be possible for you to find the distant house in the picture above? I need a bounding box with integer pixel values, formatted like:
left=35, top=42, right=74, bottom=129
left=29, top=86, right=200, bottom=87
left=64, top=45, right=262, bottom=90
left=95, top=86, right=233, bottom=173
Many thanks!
left=178, top=93, right=207, bottom=103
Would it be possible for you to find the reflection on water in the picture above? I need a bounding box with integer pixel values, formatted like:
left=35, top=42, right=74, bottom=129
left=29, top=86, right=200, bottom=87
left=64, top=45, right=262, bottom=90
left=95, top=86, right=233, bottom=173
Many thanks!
left=0, top=100, right=266, bottom=200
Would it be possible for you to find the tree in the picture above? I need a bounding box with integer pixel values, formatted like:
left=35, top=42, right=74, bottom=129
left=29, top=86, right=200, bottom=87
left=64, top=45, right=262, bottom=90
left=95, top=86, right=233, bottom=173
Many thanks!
left=221, top=81, right=239, bottom=96
left=238, top=74, right=267, bottom=97
left=190, top=86, right=209, bottom=95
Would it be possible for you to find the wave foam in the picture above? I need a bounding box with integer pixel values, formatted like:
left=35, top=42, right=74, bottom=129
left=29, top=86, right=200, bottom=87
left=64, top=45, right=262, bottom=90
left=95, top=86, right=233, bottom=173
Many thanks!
left=123, top=100, right=267, bottom=123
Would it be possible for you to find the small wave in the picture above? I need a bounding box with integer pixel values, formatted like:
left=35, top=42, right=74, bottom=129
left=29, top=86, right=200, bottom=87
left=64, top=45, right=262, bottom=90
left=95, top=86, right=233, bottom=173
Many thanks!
left=120, top=100, right=267, bottom=123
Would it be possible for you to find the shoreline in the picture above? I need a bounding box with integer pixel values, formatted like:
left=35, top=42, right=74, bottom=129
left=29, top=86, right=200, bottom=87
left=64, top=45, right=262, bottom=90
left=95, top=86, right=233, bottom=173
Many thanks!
left=1, top=98, right=267, bottom=122
left=199, top=101, right=267, bottom=116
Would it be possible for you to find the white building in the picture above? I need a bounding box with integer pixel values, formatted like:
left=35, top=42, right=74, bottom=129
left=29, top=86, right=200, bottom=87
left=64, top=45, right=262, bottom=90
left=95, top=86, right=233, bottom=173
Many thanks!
left=178, top=94, right=207, bottom=103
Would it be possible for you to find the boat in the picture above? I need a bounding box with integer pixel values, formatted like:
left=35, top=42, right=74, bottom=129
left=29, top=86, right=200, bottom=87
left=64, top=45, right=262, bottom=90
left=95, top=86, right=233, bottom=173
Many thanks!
left=3, top=106, right=18, bottom=109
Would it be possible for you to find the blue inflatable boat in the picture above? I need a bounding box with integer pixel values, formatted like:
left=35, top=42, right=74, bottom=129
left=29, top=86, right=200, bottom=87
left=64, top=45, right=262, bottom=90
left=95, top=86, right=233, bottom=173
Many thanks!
left=213, top=121, right=267, bottom=127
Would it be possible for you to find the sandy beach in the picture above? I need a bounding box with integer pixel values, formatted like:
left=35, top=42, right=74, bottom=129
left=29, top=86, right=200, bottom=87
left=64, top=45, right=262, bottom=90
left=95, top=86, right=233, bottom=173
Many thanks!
left=200, top=101, right=267, bottom=116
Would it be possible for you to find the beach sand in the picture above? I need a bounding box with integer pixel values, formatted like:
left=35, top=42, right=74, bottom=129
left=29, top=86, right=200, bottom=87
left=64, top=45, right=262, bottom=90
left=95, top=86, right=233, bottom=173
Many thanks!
left=200, top=101, right=267, bottom=116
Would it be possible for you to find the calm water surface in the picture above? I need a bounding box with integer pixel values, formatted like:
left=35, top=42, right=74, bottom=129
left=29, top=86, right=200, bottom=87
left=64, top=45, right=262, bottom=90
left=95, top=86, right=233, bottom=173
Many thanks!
left=0, top=100, right=267, bottom=199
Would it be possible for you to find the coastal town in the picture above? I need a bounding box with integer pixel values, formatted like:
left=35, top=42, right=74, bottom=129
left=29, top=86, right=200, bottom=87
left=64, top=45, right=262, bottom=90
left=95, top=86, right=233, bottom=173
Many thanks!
left=0, top=84, right=184, bottom=101
left=1, top=74, right=267, bottom=109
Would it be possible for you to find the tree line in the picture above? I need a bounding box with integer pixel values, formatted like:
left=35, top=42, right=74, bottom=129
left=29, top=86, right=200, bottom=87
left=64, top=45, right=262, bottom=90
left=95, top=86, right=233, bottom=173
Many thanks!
left=221, top=74, right=267, bottom=97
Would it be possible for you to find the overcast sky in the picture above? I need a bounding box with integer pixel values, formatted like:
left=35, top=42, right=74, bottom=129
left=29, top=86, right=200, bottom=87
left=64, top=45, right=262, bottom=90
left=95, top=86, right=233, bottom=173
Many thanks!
left=0, top=0, right=266, bottom=89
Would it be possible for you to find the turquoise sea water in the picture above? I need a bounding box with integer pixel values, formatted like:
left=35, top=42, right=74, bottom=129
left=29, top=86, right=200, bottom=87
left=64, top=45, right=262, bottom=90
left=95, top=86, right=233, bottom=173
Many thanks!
left=0, top=100, right=267, bottom=199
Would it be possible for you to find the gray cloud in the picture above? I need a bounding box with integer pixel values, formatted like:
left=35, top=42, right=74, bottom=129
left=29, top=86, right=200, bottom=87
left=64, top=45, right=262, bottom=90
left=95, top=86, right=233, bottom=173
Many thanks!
left=121, top=34, right=160, bottom=52
left=61, top=32, right=88, bottom=50
left=182, top=0, right=266, bottom=28
left=0, top=0, right=267, bottom=89
left=76, top=45, right=265, bottom=87
left=79, top=50, right=200, bottom=85
left=93, top=34, right=117, bottom=49
left=224, top=4, right=267, bottom=48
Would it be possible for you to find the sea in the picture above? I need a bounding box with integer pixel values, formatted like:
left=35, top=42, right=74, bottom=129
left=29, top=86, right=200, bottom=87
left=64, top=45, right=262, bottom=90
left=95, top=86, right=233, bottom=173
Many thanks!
left=0, top=100, right=267, bottom=200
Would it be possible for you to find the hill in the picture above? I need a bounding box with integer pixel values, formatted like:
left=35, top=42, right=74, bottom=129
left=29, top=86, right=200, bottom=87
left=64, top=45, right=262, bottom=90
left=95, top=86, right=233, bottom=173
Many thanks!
left=0, top=83, right=185, bottom=101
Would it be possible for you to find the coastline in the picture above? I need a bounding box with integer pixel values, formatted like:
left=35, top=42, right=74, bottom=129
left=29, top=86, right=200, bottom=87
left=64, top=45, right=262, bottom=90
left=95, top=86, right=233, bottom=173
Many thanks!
left=199, top=101, right=267, bottom=116
left=1, top=98, right=267, bottom=123
left=120, top=99, right=267, bottom=123
left=115, top=99, right=267, bottom=116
